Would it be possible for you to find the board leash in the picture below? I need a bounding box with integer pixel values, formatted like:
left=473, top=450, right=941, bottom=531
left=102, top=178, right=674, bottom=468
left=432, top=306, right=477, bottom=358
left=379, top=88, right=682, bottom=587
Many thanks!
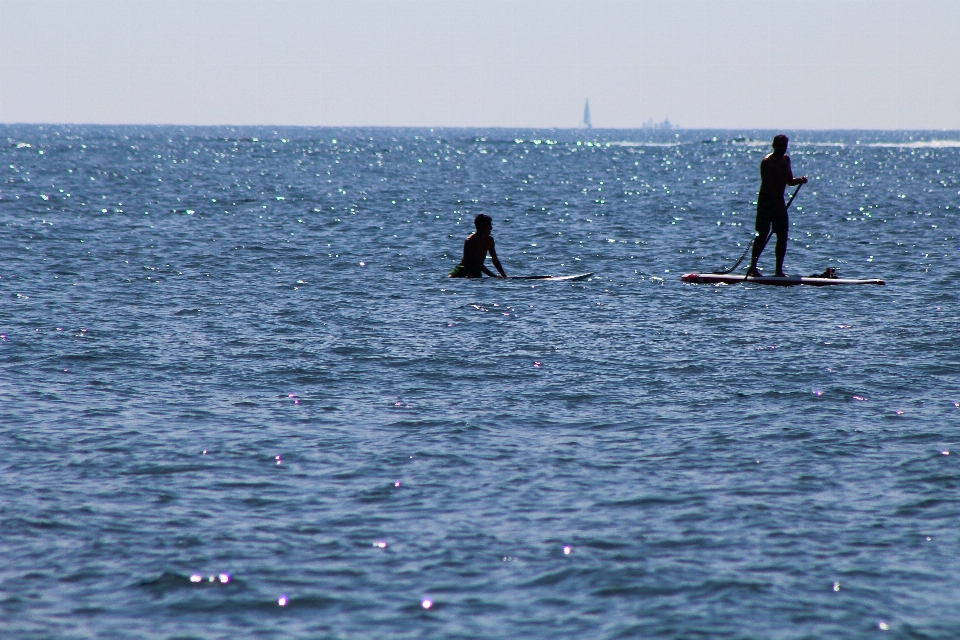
left=715, top=183, right=802, bottom=275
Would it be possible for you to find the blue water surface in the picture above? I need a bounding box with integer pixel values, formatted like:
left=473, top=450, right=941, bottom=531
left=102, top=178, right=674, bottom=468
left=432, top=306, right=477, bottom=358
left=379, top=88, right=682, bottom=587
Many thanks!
left=1, top=126, right=958, bottom=639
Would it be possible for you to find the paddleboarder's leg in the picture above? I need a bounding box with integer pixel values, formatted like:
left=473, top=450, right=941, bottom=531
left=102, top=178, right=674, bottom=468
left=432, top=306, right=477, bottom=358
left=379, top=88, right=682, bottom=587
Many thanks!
left=773, top=207, right=789, bottom=277
left=748, top=200, right=772, bottom=276
left=748, top=238, right=766, bottom=276
left=774, top=234, right=787, bottom=276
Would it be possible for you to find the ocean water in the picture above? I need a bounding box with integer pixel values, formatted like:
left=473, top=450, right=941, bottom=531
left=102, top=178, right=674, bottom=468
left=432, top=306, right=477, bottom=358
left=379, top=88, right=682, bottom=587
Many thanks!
left=1, top=125, right=958, bottom=639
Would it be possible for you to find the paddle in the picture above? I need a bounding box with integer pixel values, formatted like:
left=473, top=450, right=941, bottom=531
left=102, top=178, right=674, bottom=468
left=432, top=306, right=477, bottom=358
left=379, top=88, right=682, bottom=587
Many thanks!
left=715, top=183, right=803, bottom=275
left=784, top=181, right=803, bottom=210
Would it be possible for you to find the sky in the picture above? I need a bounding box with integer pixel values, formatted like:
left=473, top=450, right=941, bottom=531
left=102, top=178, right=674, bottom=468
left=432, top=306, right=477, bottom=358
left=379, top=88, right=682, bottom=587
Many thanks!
left=1, top=0, right=959, bottom=129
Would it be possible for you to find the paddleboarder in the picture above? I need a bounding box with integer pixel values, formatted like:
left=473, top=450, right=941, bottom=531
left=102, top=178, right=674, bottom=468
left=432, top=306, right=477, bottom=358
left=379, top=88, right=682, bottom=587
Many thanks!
left=746, top=134, right=808, bottom=278
left=448, top=214, right=507, bottom=278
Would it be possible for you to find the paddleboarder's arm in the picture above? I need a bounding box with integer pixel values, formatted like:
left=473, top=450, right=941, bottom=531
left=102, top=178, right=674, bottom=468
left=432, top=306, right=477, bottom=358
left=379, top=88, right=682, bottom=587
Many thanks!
left=488, top=238, right=507, bottom=278
left=784, top=156, right=808, bottom=186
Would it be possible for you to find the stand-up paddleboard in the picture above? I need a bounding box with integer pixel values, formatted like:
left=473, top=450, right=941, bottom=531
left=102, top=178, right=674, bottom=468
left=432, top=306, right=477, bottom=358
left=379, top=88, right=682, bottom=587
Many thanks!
left=509, top=272, right=594, bottom=282
left=681, top=273, right=885, bottom=286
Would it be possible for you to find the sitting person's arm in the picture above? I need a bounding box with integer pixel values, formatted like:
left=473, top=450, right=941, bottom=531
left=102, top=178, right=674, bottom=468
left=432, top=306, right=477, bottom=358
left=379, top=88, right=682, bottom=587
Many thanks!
left=488, top=239, right=506, bottom=278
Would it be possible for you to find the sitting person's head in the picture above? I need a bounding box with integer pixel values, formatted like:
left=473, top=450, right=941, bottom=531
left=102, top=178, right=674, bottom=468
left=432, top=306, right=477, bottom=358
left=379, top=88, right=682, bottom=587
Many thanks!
left=474, top=213, right=493, bottom=233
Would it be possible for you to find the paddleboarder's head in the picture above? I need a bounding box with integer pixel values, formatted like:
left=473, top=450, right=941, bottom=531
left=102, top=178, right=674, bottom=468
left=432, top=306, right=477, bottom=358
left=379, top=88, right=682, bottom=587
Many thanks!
left=772, top=134, right=788, bottom=153
left=474, top=214, right=492, bottom=233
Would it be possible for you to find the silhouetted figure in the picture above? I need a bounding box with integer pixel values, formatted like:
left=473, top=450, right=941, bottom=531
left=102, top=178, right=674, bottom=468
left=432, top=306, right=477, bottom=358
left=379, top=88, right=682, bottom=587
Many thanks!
left=747, top=134, right=808, bottom=277
left=448, top=214, right=507, bottom=278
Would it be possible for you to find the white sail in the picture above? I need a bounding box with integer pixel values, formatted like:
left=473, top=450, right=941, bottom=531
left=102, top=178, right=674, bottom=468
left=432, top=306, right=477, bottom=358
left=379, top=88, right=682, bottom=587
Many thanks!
left=583, top=99, right=592, bottom=129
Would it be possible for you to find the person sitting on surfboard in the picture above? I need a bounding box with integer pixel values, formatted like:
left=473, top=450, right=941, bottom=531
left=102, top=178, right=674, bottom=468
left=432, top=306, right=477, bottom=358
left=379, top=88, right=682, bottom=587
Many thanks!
left=746, top=134, right=808, bottom=278
left=448, top=213, right=507, bottom=278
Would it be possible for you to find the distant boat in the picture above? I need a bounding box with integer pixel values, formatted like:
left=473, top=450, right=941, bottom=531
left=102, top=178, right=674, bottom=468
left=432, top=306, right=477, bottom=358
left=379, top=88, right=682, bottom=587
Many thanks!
left=583, top=99, right=592, bottom=129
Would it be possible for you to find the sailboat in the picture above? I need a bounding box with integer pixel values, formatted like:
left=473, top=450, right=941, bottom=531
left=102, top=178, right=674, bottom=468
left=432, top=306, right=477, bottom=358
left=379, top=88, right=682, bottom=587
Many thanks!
left=583, top=99, right=592, bottom=129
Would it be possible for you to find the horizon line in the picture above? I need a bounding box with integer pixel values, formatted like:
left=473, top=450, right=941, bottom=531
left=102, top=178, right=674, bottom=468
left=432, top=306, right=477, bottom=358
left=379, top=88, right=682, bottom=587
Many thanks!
left=3, top=122, right=960, bottom=133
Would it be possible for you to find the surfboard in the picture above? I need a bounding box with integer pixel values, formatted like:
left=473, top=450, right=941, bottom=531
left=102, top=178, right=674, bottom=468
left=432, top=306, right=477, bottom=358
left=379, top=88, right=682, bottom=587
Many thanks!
left=510, top=272, right=594, bottom=282
left=681, top=273, right=885, bottom=286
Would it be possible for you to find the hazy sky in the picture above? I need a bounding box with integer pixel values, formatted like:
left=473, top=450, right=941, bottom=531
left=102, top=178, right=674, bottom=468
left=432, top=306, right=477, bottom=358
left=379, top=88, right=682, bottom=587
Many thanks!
left=1, top=0, right=958, bottom=129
